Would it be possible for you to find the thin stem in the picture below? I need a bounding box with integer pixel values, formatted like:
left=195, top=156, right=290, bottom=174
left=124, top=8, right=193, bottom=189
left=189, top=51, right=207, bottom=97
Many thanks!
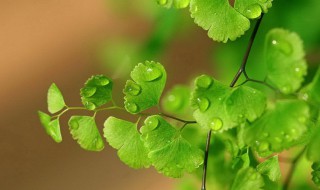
left=230, top=13, right=264, bottom=87
left=159, top=113, right=197, bottom=124
left=201, top=130, right=212, bottom=190
left=283, top=147, right=306, bottom=190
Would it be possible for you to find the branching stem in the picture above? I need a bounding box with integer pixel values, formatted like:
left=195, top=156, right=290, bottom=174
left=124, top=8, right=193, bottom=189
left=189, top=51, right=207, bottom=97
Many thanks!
left=159, top=113, right=197, bottom=124
left=201, top=14, right=265, bottom=190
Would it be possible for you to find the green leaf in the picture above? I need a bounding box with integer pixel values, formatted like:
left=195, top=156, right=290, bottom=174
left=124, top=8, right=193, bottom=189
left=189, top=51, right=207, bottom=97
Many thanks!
left=68, top=116, right=104, bottom=151
left=191, top=75, right=266, bottom=131
left=231, top=167, right=264, bottom=190
left=190, top=0, right=250, bottom=43
left=38, top=111, right=62, bottom=143
left=257, top=155, right=281, bottom=182
left=103, top=117, right=150, bottom=169
left=244, top=100, right=310, bottom=157
left=226, top=86, right=266, bottom=123
left=80, top=75, right=113, bottom=110
left=234, top=0, right=272, bottom=19
left=265, top=28, right=307, bottom=94
left=140, top=115, right=203, bottom=177
left=311, top=162, right=320, bottom=187
left=124, top=61, right=167, bottom=114
left=47, top=83, right=66, bottom=114
left=300, top=67, right=320, bottom=104
left=161, top=85, right=192, bottom=115
left=307, top=126, right=320, bottom=162
left=157, top=0, right=190, bottom=9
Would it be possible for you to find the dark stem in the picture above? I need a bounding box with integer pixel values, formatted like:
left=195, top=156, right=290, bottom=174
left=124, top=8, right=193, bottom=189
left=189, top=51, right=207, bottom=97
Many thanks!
left=230, top=13, right=264, bottom=87
left=201, top=130, right=212, bottom=190
left=283, top=148, right=306, bottom=190
left=200, top=14, right=265, bottom=190
left=159, top=113, right=197, bottom=124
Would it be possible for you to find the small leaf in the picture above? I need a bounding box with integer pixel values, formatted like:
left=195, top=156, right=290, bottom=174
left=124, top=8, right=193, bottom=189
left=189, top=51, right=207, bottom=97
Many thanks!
left=307, top=125, right=320, bottom=162
left=38, top=111, right=62, bottom=143
left=311, top=162, right=320, bottom=187
left=190, top=0, right=250, bottom=43
left=124, top=61, right=166, bottom=114
left=265, top=29, right=307, bottom=94
left=257, top=155, right=281, bottom=182
left=231, top=167, right=264, bottom=190
left=157, top=0, right=190, bottom=9
left=47, top=83, right=66, bottom=114
left=161, top=85, right=192, bottom=115
left=226, top=86, right=266, bottom=123
left=244, top=100, right=310, bottom=157
left=80, top=75, right=113, bottom=110
left=103, top=117, right=150, bottom=169
left=234, top=0, right=272, bottom=19
left=140, top=115, right=203, bottom=178
left=68, top=116, right=104, bottom=151
left=191, top=75, right=266, bottom=131
left=300, top=67, right=320, bottom=104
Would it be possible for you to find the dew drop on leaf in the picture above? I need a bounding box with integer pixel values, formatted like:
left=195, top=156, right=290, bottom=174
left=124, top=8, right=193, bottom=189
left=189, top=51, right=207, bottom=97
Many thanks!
left=85, top=101, right=96, bottom=110
left=195, top=75, right=213, bottom=89
left=209, top=117, right=223, bottom=131
left=70, top=120, right=79, bottom=130
left=143, top=66, right=162, bottom=81
left=82, top=87, right=97, bottom=97
left=258, top=141, right=270, bottom=153
left=125, top=102, right=139, bottom=113
left=98, top=77, right=110, bottom=86
left=124, top=82, right=141, bottom=96
left=245, top=4, right=261, bottom=19
left=271, top=39, right=293, bottom=55
left=146, top=117, right=159, bottom=130
left=196, top=97, right=210, bottom=112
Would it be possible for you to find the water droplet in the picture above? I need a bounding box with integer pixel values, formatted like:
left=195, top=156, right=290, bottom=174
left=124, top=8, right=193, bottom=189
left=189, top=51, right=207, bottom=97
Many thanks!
left=82, top=87, right=96, bottom=97
left=281, top=85, right=291, bottom=94
left=195, top=75, right=213, bottom=89
left=258, top=141, right=270, bottom=152
left=157, top=0, right=167, bottom=5
left=196, top=97, right=210, bottom=112
left=125, top=102, right=138, bottom=113
left=124, top=82, right=141, bottom=96
left=143, top=65, right=162, bottom=81
left=245, top=4, right=261, bottom=19
left=85, top=101, right=96, bottom=110
left=145, top=117, right=159, bottom=130
left=271, top=39, right=293, bottom=55
left=209, top=117, right=223, bottom=131
left=70, top=120, right=79, bottom=130
left=99, top=77, right=110, bottom=86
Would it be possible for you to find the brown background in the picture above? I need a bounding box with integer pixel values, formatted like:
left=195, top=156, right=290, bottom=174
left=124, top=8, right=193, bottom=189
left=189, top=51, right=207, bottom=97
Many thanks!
left=0, top=1, right=213, bottom=189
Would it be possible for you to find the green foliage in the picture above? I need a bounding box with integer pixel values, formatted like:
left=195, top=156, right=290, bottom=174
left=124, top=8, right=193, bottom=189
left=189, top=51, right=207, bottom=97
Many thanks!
left=191, top=75, right=266, bottom=131
left=265, top=29, right=307, bottom=94
left=257, top=156, right=281, bottom=182
left=231, top=167, right=264, bottom=190
left=103, top=117, right=150, bottom=169
left=157, top=0, right=190, bottom=9
left=80, top=75, right=113, bottom=110
left=47, top=83, right=66, bottom=114
left=68, top=116, right=105, bottom=151
left=140, top=115, right=203, bottom=177
left=38, top=111, right=62, bottom=143
left=124, top=60, right=166, bottom=114
left=37, top=1, right=320, bottom=189
left=244, top=100, right=310, bottom=157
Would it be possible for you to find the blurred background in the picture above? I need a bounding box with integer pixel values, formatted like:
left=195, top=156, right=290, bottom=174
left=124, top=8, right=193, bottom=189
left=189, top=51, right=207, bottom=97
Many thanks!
left=0, top=0, right=319, bottom=189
